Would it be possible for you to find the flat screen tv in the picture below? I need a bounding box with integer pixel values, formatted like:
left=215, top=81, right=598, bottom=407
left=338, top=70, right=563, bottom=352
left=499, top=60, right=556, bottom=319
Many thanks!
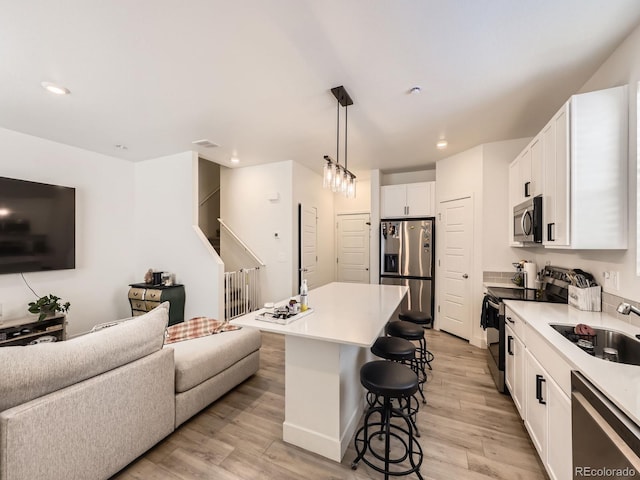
left=0, top=176, right=75, bottom=275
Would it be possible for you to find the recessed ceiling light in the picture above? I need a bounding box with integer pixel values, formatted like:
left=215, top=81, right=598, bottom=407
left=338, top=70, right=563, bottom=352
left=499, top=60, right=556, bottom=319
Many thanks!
left=230, top=157, right=240, bottom=164
left=115, top=144, right=128, bottom=150
left=409, top=86, right=422, bottom=95
left=41, top=81, right=70, bottom=95
left=436, top=140, right=448, bottom=149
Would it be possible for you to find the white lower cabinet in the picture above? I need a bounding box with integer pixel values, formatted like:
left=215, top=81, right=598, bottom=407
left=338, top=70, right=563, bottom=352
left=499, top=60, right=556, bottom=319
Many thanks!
left=505, top=323, right=525, bottom=416
left=505, top=307, right=572, bottom=480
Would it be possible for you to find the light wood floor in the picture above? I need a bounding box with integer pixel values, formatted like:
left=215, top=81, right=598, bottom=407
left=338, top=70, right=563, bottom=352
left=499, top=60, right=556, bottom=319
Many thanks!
left=112, top=329, right=548, bottom=480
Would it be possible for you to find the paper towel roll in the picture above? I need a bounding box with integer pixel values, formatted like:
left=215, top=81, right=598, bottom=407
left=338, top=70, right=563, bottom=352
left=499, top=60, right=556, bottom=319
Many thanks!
left=523, top=262, right=537, bottom=289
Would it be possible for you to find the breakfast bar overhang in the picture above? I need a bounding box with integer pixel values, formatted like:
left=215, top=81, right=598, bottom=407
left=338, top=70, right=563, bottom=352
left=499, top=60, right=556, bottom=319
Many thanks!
left=231, top=282, right=408, bottom=461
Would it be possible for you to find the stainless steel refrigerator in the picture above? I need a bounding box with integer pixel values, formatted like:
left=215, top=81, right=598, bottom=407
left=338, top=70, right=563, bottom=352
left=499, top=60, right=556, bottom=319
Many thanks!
left=380, top=218, right=434, bottom=317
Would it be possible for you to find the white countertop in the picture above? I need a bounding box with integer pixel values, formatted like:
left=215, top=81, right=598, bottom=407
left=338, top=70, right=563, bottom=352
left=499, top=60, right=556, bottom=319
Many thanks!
left=504, top=300, right=640, bottom=425
left=231, top=282, right=408, bottom=348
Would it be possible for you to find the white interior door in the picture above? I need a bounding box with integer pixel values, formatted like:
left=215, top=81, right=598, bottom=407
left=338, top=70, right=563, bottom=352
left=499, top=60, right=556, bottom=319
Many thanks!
left=299, top=204, right=318, bottom=289
left=438, top=197, right=473, bottom=340
left=336, top=213, right=370, bottom=283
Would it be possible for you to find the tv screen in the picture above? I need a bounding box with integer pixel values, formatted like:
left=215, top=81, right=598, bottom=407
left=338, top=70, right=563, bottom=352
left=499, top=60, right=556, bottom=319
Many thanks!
left=0, top=177, right=75, bottom=275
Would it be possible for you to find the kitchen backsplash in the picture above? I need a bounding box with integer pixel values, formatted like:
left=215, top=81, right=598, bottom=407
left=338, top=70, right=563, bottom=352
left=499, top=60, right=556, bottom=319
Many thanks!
left=483, top=271, right=515, bottom=283
left=602, top=292, right=640, bottom=328
left=483, top=271, right=640, bottom=328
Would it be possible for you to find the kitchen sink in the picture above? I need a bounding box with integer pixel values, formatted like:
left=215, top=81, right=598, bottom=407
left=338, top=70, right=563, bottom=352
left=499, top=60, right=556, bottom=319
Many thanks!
left=549, top=324, right=640, bottom=366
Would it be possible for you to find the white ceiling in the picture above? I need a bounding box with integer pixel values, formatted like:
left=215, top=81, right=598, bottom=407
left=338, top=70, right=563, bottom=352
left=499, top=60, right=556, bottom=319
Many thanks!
left=2, top=1, right=640, bottom=177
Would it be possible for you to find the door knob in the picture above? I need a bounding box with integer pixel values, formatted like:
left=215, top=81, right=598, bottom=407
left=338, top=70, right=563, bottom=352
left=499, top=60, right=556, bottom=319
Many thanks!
left=462, top=274, right=469, bottom=279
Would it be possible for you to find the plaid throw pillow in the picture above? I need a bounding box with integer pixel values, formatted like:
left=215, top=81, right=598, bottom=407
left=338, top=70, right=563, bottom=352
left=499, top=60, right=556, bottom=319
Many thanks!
left=164, top=317, right=240, bottom=344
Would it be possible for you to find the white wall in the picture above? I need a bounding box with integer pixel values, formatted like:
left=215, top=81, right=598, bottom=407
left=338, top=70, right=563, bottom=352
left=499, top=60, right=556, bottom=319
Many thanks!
left=292, top=162, right=336, bottom=291
left=381, top=169, right=436, bottom=185
left=436, top=146, right=484, bottom=346
left=435, top=139, right=530, bottom=347
left=530, top=23, right=640, bottom=303
left=482, top=138, right=531, bottom=270
left=221, top=161, right=293, bottom=303
left=133, top=152, right=224, bottom=320
left=0, top=128, right=135, bottom=336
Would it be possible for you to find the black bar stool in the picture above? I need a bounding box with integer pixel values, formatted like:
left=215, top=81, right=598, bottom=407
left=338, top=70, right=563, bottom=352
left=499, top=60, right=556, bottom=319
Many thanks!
left=386, top=321, right=429, bottom=403
left=398, top=311, right=435, bottom=370
left=371, top=336, right=422, bottom=436
left=351, top=361, right=424, bottom=480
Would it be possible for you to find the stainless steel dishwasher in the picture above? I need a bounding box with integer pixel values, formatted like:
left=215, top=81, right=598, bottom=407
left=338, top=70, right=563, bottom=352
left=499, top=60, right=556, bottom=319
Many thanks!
left=572, top=371, right=640, bottom=479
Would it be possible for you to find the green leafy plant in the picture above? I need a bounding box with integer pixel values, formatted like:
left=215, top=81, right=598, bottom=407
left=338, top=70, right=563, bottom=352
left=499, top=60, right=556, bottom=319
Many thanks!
left=28, top=294, right=71, bottom=321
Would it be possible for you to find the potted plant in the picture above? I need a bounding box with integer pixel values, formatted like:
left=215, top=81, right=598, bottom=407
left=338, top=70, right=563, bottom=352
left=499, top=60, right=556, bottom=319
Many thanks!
left=28, top=294, right=71, bottom=321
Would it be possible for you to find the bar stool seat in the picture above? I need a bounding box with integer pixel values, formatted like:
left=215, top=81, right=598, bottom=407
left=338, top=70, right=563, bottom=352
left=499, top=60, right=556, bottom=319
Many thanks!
left=371, top=336, right=415, bottom=362
left=386, top=320, right=424, bottom=340
left=351, top=361, right=424, bottom=479
left=399, top=310, right=432, bottom=327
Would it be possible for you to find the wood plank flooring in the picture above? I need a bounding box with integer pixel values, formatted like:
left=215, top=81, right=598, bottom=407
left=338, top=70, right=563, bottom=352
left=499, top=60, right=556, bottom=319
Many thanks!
left=112, top=329, right=548, bottom=480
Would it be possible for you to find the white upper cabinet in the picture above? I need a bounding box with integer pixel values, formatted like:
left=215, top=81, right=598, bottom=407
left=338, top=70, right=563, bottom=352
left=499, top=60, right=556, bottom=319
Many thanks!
left=542, top=105, right=570, bottom=246
left=381, top=182, right=435, bottom=218
left=509, top=84, right=628, bottom=250
left=510, top=139, right=543, bottom=207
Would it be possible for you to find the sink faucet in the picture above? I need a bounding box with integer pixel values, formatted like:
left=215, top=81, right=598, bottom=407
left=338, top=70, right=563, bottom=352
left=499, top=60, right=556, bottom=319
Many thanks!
left=617, top=302, right=640, bottom=316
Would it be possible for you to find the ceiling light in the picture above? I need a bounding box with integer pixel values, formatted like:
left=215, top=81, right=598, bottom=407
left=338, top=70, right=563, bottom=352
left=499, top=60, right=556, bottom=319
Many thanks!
left=0, top=208, right=10, bottom=217
left=323, top=86, right=356, bottom=199
left=436, top=140, right=448, bottom=149
left=230, top=157, right=240, bottom=164
left=409, top=86, right=422, bottom=95
left=41, top=82, right=70, bottom=95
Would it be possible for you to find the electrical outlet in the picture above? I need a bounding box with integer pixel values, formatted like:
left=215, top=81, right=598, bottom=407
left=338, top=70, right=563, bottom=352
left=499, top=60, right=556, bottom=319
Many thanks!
left=603, top=271, right=620, bottom=291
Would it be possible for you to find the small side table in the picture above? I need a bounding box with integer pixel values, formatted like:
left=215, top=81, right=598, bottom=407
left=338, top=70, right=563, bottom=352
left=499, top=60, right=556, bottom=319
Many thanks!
left=128, top=283, right=185, bottom=326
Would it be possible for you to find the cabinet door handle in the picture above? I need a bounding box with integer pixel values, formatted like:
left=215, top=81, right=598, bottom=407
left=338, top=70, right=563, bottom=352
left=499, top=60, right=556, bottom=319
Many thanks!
left=507, top=336, right=513, bottom=355
left=547, top=223, right=555, bottom=242
left=524, top=181, right=531, bottom=198
left=506, top=316, right=514, bottom=324
left=535, top=374, right=546, bottom=405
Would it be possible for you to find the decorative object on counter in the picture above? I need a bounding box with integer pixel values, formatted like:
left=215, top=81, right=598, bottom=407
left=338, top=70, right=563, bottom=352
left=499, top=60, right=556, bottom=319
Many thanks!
left=567, top=268, right=601, bottom=312
left=152, top=271, right=163, bottom=285
left=161, top=271, right=173, bottom=286
left=255, top=306, right=314, bottom=325
left=144, top=268, right=153, bottom=284
left=27, top=294, right=70, bottom=321
left=300, top=279, right=309, bottom=311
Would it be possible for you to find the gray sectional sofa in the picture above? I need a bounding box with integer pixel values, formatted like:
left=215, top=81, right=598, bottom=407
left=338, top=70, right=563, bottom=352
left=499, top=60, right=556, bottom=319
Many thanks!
left=0, top=303, right=261, bottom=480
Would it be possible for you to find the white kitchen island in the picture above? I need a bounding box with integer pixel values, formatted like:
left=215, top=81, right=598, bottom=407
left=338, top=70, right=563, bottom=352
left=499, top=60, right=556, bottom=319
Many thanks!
left=231, top=282, right=408, bottom=462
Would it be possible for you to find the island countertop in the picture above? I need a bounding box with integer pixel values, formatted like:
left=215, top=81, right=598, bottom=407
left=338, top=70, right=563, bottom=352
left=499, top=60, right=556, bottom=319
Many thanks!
left=232, top=282, right=408, bottom=347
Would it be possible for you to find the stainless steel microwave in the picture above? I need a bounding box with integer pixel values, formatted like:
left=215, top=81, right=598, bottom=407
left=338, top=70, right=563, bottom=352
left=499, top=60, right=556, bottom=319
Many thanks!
left=513, top=196, right=542, bottom=243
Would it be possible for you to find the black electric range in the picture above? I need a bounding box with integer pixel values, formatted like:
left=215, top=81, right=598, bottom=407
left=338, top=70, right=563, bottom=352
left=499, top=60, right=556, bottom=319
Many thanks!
left=486, top=286, right=567, bottom=304
left=483, top=266, right=569, bottom=393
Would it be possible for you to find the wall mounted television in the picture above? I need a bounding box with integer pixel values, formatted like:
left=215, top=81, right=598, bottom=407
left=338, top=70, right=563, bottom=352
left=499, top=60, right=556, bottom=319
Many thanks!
left=0, top=176, right=75, bottom=275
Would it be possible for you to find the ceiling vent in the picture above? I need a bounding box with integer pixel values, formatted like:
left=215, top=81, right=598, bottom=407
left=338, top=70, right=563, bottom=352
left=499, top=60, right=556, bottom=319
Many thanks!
left=192, top=139, right=220, bottom=148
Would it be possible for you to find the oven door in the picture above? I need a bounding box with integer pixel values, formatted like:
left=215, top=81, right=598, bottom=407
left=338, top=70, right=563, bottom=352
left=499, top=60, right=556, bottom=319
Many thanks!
left=483, top=294, right=506, bottom=393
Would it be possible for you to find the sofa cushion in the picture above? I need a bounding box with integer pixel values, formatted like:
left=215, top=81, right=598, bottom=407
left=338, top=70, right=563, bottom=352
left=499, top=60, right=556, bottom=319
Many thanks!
left=168, top=327, right=261, bottom=393
left=0, top=302, right=169, bottom=412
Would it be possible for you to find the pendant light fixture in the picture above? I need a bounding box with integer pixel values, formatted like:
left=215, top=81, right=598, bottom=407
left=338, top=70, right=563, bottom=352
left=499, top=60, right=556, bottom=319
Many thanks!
left=323, top=85, right=356, bottom=198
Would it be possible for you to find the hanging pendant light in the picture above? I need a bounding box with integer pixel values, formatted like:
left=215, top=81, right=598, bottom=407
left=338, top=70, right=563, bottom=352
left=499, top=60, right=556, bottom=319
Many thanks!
left=322, top=85, right=356, bottom=198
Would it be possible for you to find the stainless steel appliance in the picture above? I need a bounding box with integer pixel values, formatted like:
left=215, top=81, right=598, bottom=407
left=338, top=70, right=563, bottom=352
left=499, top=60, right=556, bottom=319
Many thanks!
left=380, top=218, right=434, bottom=318
left=482, top=265, right=569, bottom=393
left=572, top=371, right=640, bottom=477
left=513, top=196, right=542, bottom=244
